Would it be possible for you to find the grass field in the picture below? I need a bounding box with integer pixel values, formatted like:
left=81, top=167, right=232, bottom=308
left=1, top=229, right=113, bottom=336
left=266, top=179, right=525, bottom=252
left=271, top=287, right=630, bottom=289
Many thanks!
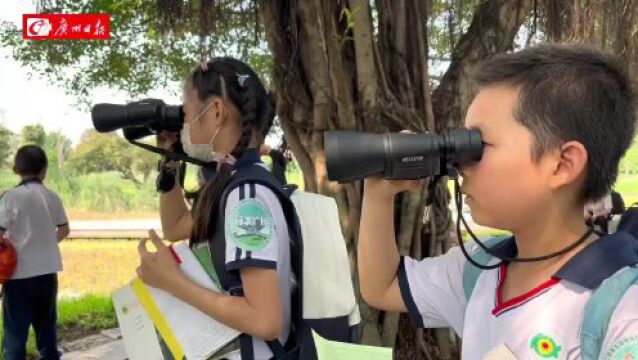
left=58, top=240, right=140, bottom=297
left=615, top=174, right=638, bottom=205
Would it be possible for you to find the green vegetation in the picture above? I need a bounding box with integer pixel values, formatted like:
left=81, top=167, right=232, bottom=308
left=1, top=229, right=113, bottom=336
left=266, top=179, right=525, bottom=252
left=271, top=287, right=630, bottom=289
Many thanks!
left=0, top=168, right=160, bottom=215
left=621, top=140, right=638, bottom=175
left=616, top=175, right=638, bottom=205
left=0, top=126, right=162, bottom=215
left=57, top=294, right=118, bottom=332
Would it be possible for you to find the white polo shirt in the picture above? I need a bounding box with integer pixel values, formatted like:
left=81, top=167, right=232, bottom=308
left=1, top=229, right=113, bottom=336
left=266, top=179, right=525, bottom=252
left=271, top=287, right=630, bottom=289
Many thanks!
left=398, top=232, right=638, bottom=359
left=0, top=178, right=68, bottom=279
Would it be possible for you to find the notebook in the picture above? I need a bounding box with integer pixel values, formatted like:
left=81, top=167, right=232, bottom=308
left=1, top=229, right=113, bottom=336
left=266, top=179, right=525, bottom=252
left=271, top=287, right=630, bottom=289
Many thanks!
left=483, top=344, right=518, bottom=360
left=115, top=241, right=240, bottom=360
left=112, top=284, right=164, bottom=360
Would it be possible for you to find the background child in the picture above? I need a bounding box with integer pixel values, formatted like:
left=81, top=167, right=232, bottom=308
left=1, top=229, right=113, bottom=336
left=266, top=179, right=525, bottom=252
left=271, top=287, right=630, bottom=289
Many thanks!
left=0, top=144, right=70, bottom=360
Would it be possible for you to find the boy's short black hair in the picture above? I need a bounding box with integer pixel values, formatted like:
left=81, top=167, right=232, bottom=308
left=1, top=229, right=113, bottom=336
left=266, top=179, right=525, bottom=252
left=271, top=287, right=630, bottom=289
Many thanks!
left=14, top=145, right=48, bottom=176
left=472, top=44, right=636, bottom=201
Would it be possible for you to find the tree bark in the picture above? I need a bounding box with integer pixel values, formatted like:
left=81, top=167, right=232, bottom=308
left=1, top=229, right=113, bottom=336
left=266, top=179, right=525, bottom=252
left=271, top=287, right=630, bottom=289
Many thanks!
left=432, top=0, right=532, bottom=131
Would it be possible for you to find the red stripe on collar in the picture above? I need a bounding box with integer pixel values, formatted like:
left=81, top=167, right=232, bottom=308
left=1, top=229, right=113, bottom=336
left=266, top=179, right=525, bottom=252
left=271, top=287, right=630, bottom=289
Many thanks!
left=492, top=264, right=560, bottom=317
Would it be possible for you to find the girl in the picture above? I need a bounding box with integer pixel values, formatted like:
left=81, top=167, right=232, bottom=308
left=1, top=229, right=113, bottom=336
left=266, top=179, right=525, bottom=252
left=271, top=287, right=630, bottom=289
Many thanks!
left=137, top=57, right=290, bottom=360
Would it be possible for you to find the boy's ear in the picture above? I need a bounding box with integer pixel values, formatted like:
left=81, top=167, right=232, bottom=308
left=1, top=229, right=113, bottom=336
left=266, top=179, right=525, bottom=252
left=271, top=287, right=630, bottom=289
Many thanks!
left=549, top=140, right=588, bottom=190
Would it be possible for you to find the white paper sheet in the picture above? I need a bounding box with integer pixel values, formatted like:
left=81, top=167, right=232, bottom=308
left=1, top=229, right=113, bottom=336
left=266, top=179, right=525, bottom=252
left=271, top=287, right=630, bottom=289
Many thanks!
left=483, top=343, right=518, bottom=360
left=112, top=285, right=164, bottom=360
left=146, top=242, right=240, bottom=360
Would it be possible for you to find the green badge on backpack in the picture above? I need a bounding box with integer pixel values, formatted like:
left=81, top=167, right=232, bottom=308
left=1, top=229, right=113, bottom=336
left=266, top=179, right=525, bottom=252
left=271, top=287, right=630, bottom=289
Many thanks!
left=604, top=334, right=638, bottom=360
left=227, top=198, right=274, bottom=251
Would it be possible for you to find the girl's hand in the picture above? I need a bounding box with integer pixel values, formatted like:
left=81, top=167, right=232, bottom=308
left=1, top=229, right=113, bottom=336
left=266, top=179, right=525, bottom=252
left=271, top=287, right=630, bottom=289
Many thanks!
left=157, top=131, right=180, bottom=169
left=137, top=230, right=183, bottom=291
left=156, top=131, right=178, bottom=150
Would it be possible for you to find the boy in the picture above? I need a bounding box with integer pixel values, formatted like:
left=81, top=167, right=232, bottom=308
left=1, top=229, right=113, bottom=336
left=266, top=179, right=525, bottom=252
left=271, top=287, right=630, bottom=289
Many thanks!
left=0, top=145, right=70, bottom=360
left=358, top=44, right=638, bottom=359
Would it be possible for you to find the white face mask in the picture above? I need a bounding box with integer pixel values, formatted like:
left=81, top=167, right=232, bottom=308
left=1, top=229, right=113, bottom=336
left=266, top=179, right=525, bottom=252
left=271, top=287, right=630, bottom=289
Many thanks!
left=180, top=101, right=221, bottom=162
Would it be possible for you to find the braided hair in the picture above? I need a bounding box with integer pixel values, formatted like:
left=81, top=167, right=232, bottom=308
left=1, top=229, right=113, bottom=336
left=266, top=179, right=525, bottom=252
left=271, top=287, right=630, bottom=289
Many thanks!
left=189, top=57, right=276, bottom=244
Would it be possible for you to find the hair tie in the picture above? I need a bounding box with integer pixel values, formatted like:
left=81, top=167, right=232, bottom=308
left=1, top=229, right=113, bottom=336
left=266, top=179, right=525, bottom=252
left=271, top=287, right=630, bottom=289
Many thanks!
left=215, top=153, right=237, bottom=170
left=237, top=74, right=250, bottom=88
left=200, top=57, right=209, bottom=72
left=584, top=193, right=613, bottom=221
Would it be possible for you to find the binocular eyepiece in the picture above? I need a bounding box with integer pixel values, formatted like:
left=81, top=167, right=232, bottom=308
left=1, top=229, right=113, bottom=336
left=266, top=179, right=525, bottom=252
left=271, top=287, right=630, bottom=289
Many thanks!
left=324, top=129, right=483, bottom=182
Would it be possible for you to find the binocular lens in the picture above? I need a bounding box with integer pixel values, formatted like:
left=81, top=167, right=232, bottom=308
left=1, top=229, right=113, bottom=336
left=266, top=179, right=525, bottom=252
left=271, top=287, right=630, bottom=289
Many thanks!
left=91, top=99, right=183, bottom=141
left=324, top=129, right=483, bottom=181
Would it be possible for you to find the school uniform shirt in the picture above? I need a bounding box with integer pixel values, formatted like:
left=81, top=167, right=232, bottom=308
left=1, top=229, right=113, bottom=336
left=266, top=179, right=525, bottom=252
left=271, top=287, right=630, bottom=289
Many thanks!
left=398, top=232, right=638, bottom=359
left=0, top=178, right=68, bottom=280
left=222, top=179, right=292, bottom=360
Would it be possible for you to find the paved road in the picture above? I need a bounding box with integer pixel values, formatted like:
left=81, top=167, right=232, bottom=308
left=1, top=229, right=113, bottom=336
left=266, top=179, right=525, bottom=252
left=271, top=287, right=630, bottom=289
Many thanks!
left=67, top=206, right=487, bottom=239
left=68, top=219, right=163, bottom=239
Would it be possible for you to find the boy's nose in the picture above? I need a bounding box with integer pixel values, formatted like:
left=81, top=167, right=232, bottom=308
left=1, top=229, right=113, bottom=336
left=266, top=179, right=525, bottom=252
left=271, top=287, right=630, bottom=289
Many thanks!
left=458, top=165, right=471, bottom=178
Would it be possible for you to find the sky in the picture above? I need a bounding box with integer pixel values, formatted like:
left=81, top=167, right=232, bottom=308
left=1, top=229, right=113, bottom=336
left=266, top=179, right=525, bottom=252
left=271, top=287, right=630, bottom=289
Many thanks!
left=0, top=1, right=179, bottom=146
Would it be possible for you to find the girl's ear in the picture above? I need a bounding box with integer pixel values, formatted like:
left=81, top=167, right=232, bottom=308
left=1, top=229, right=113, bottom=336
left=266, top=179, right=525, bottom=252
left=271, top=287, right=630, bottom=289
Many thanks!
left=210, top=97, right=227, bottom=126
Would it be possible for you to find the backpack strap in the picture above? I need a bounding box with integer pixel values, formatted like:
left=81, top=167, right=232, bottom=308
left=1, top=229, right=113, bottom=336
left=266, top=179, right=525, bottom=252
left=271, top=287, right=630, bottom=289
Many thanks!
left=211, top=164, right=289, bottom=291
left=462, top=236, right=510, bottom=301
left=580, top=266, right=638, bottom=360
left=617, top=205, right=638, bottom=237
left=214, top=164, right=305, bottom=359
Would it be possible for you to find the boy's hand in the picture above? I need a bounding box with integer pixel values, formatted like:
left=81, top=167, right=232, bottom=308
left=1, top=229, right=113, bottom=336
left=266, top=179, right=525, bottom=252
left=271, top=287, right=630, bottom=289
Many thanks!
left=137, top=230, right=183, bottom=291
left=364, top=177, right=425, bottom=199
left=359, top=177, right=415, bottom=314
left=363, top=129, right=426, bottom=198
